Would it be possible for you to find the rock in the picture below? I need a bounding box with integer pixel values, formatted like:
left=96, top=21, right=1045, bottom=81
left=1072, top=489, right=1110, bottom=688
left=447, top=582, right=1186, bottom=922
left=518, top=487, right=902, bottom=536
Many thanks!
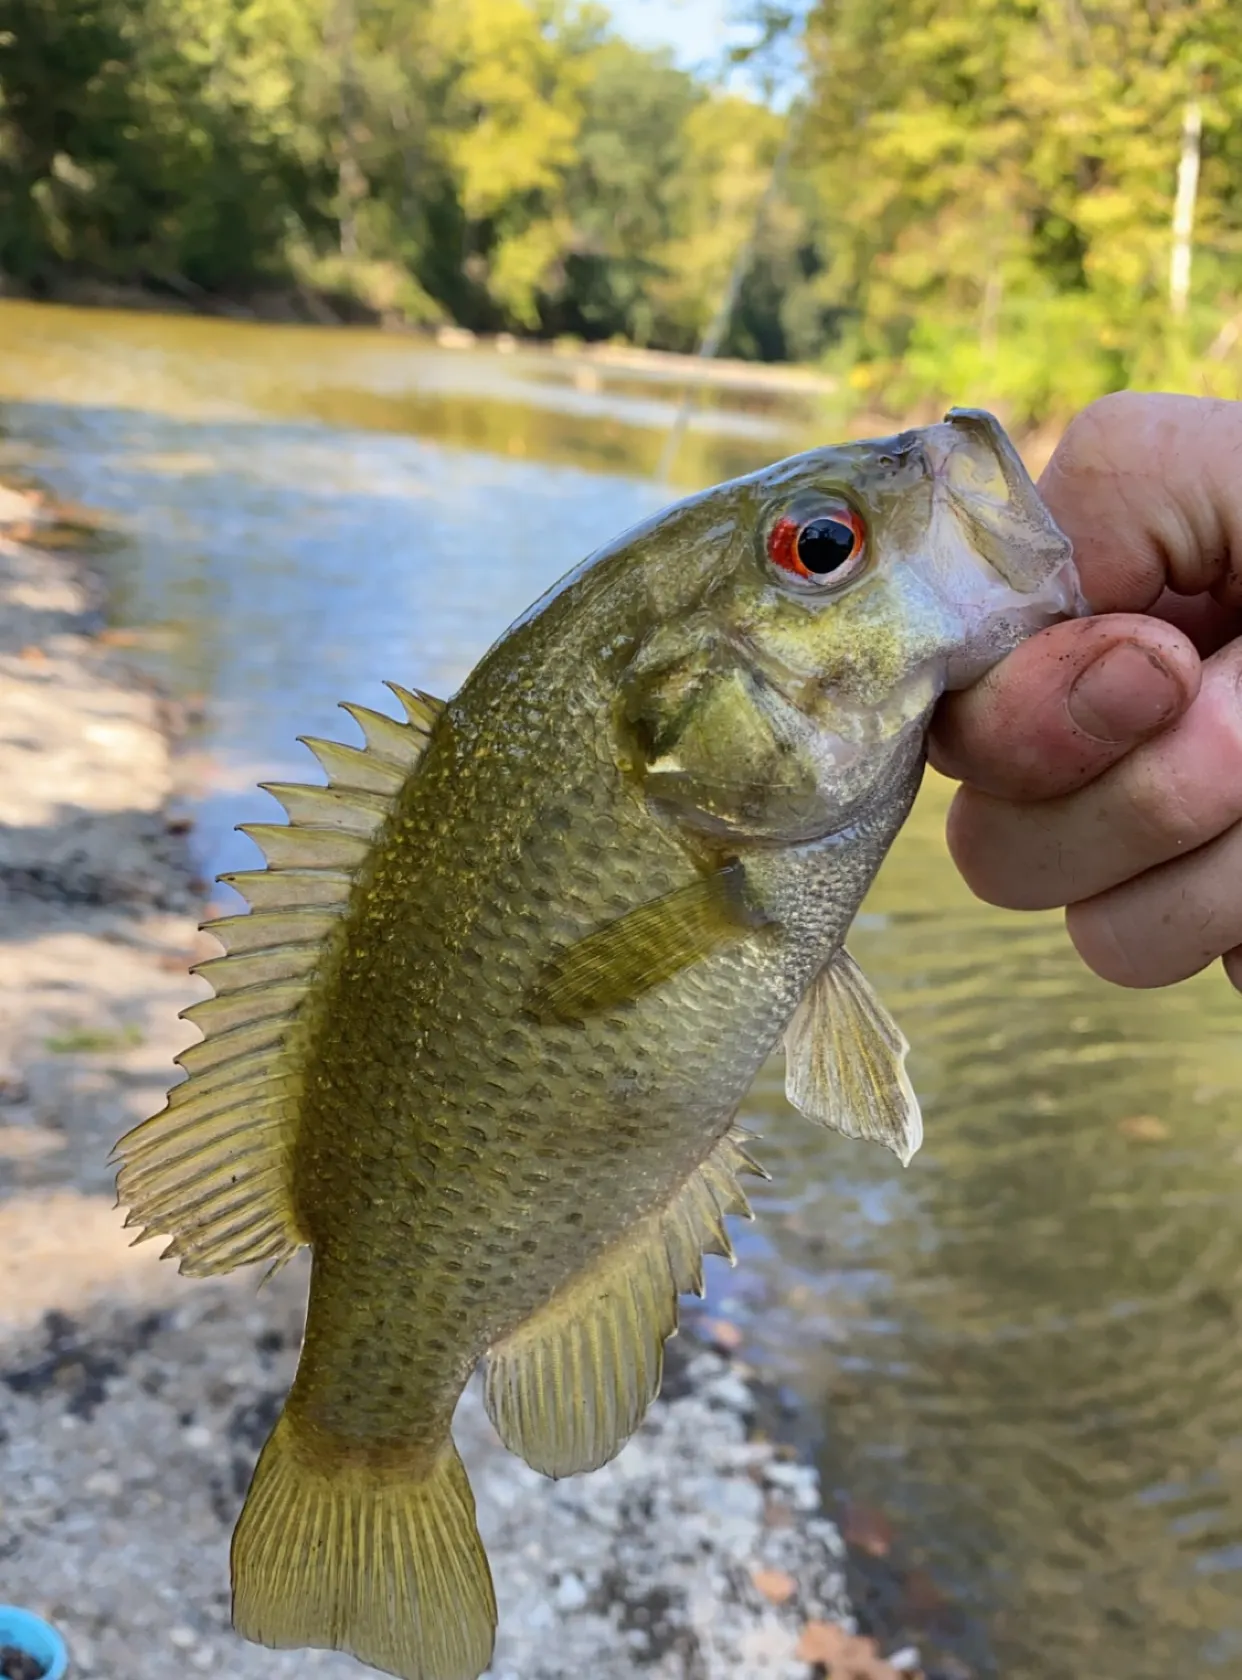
left=552, top=1573, right=588, bottom=1612
left=888, top=1646, right=923, bottom=1672
left=704, top=1372, right=755, bottom=1413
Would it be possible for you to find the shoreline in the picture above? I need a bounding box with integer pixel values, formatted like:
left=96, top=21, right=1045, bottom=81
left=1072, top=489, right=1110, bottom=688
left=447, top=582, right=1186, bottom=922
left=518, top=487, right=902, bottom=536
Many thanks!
left=0, top=287, right=1065, bottom=478
left=0, top=486, right=921, bottom=1679
left=3, top=277, right=839, bottom=399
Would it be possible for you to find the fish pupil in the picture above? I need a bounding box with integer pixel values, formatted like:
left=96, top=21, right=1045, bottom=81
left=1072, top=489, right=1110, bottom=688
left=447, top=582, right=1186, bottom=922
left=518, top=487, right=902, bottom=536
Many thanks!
left=796, top=517, right=857, bottom=574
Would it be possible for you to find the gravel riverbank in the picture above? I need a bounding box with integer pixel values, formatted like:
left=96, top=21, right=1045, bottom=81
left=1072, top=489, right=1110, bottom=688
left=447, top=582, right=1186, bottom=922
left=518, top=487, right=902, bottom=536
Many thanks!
left=0, top=491, right=913, bottom=1680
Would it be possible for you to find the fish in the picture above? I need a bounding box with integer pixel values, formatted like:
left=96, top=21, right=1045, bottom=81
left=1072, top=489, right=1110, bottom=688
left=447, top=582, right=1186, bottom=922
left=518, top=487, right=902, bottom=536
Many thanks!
left=112, top=407, right=1082, bottom=1680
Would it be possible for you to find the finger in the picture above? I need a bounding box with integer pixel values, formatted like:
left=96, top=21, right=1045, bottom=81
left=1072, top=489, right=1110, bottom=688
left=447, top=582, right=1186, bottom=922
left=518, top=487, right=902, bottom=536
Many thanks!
left=1066, top=819, right=1242, bottom=988
left=1038, top=392, right=1242, bottom=611
left=1222, top=947, right=1242, bottom=993
left=945, top=640, right=1242, bottom=910
left=1149, top=588, right=1242, bottom=656
left=929, top=614, right=1200, bottom=800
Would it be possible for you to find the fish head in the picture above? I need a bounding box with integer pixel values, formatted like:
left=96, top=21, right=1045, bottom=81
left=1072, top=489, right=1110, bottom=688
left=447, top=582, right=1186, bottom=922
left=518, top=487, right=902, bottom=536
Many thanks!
left=617, top=407, right=1083, bottom=844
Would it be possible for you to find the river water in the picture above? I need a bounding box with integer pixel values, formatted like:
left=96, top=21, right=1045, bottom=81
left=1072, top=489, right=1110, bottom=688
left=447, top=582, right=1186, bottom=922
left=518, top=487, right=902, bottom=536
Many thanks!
left=2, top=299, right=1240, bottom=1680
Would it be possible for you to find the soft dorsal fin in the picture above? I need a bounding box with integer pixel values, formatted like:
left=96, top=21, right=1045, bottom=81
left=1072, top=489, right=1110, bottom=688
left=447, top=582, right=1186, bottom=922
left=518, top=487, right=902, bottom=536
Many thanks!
left=111, top=686, right=444, bottom=1277
left=783, top=948, right=923, bottom=1167
left=482, top=1126, right=769, bottom=1479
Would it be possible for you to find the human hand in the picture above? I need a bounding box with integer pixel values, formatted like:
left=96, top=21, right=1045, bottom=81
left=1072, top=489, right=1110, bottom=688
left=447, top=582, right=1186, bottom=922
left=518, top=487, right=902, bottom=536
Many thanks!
left=929, top=392, right=1242, bottom=991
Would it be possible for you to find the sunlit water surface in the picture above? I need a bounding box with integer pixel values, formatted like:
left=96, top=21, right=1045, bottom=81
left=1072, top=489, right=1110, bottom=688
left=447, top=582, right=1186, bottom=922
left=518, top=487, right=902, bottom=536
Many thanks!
left=2, top=301, right=1241, bottom=1680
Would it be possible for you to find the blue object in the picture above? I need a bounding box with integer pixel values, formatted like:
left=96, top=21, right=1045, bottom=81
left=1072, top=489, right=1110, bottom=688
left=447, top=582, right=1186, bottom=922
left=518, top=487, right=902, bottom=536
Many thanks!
left=0, top=1607, right=69, bottom=1679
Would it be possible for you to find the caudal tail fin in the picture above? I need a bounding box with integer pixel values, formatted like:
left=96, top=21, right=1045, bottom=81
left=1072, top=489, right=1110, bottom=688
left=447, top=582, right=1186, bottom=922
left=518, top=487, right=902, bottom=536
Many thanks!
left=230, top=1409, right=497, bottom=1680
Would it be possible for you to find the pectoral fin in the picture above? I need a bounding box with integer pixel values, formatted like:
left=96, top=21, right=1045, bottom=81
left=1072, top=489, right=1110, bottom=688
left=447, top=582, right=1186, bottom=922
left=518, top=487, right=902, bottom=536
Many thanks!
left=784, top=949, right=923, bottom=1166
left=527, top=861, right=769, bottom=1022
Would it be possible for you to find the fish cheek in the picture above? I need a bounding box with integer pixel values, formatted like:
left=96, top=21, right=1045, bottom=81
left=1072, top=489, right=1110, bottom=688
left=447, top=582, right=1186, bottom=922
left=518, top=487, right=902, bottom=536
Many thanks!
left=618, top=659, right=828, bottom=842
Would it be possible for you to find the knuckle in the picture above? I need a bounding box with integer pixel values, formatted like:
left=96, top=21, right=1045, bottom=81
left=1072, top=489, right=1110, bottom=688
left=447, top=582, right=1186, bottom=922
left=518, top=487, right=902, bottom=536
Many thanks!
left=1121, top=687, right=1242, bottom=856
left=945, top=792, right=1048, bottom=909
left=1126, top=760, right=1203, bottom=853
left=1055, top=392, right=1148, bottom=470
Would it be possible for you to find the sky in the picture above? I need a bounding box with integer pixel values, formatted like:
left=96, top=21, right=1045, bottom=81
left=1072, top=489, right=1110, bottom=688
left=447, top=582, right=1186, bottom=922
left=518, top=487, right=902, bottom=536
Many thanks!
left=607, top=0, right=803, bottom=107
left=609, top=0, right=757, bottom=86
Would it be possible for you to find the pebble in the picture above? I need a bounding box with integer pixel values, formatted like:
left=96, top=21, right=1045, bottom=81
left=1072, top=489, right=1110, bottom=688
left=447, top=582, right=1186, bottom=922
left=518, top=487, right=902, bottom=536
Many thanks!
left=553, top=1572, right=589, bottom=1612
left=705, top=1373, right=755, bottom=1412
left=168, top=1625, right=197, bottom=1650
left=888, top=1647, right=923, bottom=1672
left=69, top=1633, right=95, bottom=1672
left=765, top=1461, right=815, bottom=1491
left=694, top=1474, right=766, bottom=1523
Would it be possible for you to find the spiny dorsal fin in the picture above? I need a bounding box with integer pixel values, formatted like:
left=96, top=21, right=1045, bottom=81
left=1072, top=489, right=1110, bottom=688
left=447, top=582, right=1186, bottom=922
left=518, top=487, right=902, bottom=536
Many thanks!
left=112, top=684, right=444, bottom=1278
left=385, top=681, right=444, bottom=732
left=784, top=947, right=923, bottom=1167
left=482, top=1126, right=768, bottom=1479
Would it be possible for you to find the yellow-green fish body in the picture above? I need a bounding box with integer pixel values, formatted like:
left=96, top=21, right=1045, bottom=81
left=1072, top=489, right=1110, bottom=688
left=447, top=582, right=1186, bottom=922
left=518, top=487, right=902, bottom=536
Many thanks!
left=114, top=410, right=1081, bottom=1680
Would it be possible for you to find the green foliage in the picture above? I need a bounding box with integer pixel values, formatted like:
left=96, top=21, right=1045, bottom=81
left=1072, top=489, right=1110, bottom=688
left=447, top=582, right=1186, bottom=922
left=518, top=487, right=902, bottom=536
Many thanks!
left=801, top=0, right=1242, bottom=423
left=4, top=0, right=1242, bottom=417
left=0, top=0, right=802, bottom=353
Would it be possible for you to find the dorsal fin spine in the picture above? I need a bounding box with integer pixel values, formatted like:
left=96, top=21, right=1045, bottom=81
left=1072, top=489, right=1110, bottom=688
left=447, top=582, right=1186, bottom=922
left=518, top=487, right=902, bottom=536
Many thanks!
left=112, top=686, right=443, bottom=1278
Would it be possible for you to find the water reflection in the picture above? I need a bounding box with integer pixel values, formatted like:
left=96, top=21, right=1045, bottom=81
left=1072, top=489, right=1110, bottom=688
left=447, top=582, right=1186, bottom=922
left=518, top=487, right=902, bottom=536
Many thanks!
left=2, top=300, right=1240, bottom=1680
left=742, top=783, right=1242, bottom=1677
left=0, top=300, right=812, bottom=489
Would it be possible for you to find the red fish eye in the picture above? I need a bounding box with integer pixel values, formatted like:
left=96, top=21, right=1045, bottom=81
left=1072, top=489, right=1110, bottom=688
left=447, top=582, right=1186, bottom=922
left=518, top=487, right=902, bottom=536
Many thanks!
left=767, top=505, right=866, bottom=586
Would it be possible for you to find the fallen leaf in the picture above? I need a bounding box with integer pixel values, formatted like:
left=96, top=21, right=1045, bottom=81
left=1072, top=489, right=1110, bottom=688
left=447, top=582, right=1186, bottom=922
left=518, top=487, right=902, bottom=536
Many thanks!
left=1117, top=1115, right=1169, bottom=1141
left=751, top=1567, right=796, bottom=1605
left=698, top=1315, right=744, bottom=1352
left=794, top=1619, right=904, bottom=1677
left=841, top=1499, right=894, bottom=1557
left=899, top=1565, right=949, bottom=1620
left=17, top=644, right=47, bottom=662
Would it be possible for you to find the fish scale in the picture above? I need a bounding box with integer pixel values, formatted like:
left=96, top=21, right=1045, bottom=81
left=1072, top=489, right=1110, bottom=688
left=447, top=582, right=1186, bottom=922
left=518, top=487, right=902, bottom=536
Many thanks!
left=114, top=408, right=1083, bottom=1680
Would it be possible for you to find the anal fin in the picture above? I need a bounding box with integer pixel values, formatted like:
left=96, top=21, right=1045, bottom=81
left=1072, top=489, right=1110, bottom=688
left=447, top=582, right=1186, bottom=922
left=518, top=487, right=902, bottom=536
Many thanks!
left=784, top=947, right=923, bottom=1166
left=483, top=1127, right=765, bottom=1478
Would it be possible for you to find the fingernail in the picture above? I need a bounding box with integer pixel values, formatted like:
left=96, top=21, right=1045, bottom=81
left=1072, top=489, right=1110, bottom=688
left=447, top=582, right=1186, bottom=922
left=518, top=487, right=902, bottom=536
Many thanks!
left=1066, top=644, right=1183, bottom=743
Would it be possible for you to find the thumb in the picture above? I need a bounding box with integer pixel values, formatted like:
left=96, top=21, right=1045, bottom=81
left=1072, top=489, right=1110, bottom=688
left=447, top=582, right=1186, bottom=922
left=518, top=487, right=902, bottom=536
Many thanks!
left=929, top=613, right=1201, bottom=801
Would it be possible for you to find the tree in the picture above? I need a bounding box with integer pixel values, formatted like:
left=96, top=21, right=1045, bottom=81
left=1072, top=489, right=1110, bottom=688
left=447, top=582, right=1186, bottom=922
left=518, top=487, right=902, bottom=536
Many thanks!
left=799, top=0, right=1242, bottom=422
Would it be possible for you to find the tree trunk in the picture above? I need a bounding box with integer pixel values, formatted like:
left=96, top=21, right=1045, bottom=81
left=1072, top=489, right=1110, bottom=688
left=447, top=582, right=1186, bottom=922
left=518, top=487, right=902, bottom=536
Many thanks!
left=1169, top=100, right=1201, bottom=322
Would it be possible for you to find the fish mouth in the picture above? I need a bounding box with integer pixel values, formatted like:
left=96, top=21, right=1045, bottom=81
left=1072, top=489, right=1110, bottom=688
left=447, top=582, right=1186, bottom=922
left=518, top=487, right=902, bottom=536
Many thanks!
left=920, top=408, right=1086, bottom=688
left=926, top=408, right=1082, bottom=596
